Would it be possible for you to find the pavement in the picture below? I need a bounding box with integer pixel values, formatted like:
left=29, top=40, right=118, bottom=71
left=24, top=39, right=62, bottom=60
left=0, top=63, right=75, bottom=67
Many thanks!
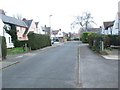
left=101, top=49, right=119, bottom=60
left=0, top=42, right=63, bottom=70
left=79, top=43, right=118, bottom=88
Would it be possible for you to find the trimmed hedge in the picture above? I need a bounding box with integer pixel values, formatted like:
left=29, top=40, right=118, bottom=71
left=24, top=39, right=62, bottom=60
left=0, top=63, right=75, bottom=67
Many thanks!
left=108, top=35, right=120, bottom=46
left=28, top=32, right=51, bottom=50
left=88, top=33, right=109, bottom=52
left=0, top=36, right=7, bottom=59
left=73, top=38, right=80, bottom=41
left=81, top=32, right=94, bottom=43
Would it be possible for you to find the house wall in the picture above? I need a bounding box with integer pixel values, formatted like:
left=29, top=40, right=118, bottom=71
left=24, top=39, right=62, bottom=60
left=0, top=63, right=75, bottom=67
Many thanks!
left=0, top=19, right=14, bottom=48
left=4, top=32, right=14, bottom=48
left=0, top=18, right=4, bottom=36
left=16, top=26, right=28, bottom=40
left=38, top=25, right=45, bottom=34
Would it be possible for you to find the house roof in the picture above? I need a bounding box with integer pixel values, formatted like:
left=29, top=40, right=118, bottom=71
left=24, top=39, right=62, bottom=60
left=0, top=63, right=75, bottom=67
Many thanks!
left=23, top=19, right=33, bottom=34
left=0, top=13, right=27, bottom=27
left=103, top=21, right=114, bottom=30
left=52, top=30, right=60, bottom=35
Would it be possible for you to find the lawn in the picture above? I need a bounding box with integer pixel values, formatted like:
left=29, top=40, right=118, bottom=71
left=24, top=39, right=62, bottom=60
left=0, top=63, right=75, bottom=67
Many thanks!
left=7, top=47, right=29, bottom=55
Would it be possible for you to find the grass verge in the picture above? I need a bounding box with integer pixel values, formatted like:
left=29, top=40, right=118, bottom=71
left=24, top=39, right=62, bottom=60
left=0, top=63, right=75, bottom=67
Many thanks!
left=7, top=47, right=29, bottom=55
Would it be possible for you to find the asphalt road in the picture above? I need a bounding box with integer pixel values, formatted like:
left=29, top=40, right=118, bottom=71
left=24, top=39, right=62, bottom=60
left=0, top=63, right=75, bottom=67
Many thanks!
left=2, top=41, right=118, bottom=88
left=2, top=41, right=80, bottom=88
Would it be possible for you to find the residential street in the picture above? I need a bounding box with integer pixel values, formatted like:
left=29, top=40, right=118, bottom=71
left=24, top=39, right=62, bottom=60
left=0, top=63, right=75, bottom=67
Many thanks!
left=2, top=41, right=118, bottom=88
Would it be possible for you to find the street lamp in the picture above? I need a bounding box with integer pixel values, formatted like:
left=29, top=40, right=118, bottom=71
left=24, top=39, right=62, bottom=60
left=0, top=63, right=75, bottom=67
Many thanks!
left=49, top=15, right=53, bottom=39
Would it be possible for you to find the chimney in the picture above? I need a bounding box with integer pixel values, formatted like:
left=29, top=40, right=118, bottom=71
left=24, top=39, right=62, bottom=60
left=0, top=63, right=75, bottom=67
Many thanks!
left=0, top=9, right=6, bottom=15
left=22, top=18, right=27, bottom=21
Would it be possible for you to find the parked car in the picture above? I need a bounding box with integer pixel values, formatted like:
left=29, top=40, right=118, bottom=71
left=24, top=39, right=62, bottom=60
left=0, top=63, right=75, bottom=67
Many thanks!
left=51, top=40, right=54, bottom=44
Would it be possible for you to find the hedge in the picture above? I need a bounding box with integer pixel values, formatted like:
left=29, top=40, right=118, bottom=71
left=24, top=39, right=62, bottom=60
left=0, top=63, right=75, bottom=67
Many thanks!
left=28, top=32, right=51, bottom=50
left=108, top=35, right=120, bottom=46
left=0, top=36, right=7, bottom=59
left=88, top=33, right=109, bottom=52
left=81, top=32, right=94, bottom=43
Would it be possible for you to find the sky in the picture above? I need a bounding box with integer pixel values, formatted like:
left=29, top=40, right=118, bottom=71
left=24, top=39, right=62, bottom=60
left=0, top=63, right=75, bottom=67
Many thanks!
left=1, top=0, right=119, bottom=33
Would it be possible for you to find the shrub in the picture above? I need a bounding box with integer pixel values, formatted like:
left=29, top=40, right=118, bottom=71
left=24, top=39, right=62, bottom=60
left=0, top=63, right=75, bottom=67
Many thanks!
left=108, top=35, right=120, bottom=46
left=81, top=32, right=94, bottom=43
left=0, top=36, right=7, bottom=59
left=88, top=33, right=109, bottom=53
left=28, top=32, right=51, bottom=50
left=73, top=38, right=80, bottom=41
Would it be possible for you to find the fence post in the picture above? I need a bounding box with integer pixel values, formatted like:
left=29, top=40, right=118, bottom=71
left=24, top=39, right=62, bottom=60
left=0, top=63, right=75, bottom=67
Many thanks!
left=101, top=41, right=104, bottom=51
left=25, top=43, right=27, bottom=52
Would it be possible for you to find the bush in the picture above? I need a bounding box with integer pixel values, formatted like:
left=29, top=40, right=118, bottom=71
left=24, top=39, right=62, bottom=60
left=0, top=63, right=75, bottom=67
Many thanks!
left=108, top=35, right=120, bottom=46
left=81, top=32, right=94, bottom=43
left=67, top=38, right=71, bottom=41
left=28, top=32, right=51, bottom=50
left=73, top=38, right=80, bottom=41
left=88, top=33, right=109, bottom=53
left=14, top=40, right=29, bottom=47
left=0, top=36, right=7, bottom=59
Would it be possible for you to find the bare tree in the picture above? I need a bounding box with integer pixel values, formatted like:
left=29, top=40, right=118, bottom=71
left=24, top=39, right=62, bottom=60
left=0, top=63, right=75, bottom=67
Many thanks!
left=71, top=12, right=96, bottom=32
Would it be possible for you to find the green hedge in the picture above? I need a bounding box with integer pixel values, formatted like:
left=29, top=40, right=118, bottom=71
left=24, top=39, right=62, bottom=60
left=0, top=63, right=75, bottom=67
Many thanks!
left=0, top=36, right=7, bottom=59
left=88, top=33, right=109, bottom=52
left=108, top=35, right=120, bottom=46
left=28, top=32, right=51, bottom=50
left=81, top=32, right=94, bottom=43
left=73, top=38, right=80, bottom=41
left=14, top=40, right=29, bottom=47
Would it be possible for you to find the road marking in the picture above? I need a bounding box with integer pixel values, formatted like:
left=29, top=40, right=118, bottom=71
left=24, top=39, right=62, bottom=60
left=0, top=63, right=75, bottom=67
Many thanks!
left=76, top=44, right=83, bottom=88
left=76, top=47, right=81, bottom=88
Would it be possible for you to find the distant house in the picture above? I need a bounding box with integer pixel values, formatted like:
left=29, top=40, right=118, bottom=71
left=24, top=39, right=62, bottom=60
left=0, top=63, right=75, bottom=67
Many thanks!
left=22, top=19, right=40, bottom=40
left=41, top=25, right=50, bottom=35
left=51, top=29, right=64, bottom=42
left=102, top=21, right=114, bottom=35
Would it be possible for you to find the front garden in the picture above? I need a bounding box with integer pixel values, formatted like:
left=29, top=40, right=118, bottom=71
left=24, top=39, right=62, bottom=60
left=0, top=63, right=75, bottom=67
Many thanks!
left=1, top=32, right=51, bottom=60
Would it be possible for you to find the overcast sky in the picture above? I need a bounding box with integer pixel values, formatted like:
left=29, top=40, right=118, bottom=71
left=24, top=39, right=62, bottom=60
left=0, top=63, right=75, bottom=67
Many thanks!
left=1, top=0, right=119, bottom=33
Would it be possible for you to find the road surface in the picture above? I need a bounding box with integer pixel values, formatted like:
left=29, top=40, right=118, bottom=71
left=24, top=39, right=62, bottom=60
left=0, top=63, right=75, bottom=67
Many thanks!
left=3, top=41, right=79, bottom=88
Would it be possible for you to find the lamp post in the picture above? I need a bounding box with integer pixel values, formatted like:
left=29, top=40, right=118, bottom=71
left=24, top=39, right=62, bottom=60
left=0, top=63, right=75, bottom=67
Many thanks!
left=49, top=15, right=53, bottom=39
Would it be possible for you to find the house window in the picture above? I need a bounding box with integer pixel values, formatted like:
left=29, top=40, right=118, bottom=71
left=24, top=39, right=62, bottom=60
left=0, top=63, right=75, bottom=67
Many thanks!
left=18, top=37, right=22, bottom=40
